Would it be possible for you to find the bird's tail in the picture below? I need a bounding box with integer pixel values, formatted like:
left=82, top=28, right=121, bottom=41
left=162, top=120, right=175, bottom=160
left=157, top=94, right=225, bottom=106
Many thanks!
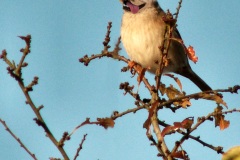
left=179, top=68, right=212, bottom=91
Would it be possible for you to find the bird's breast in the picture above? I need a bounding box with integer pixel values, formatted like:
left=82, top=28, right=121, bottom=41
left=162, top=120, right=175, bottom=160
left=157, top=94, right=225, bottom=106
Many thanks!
left=121, top=12, right=168, bottom=73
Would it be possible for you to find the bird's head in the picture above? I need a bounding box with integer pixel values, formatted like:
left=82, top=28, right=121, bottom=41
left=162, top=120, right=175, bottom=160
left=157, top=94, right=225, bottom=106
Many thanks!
left=119, top=0, right=159, bottom=14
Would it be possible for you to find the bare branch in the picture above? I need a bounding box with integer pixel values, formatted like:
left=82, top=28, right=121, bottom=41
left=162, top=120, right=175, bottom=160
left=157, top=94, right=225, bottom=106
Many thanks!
left=0, top=119, right=38, bottom=160
left=73, top=134, right=87, bottom=160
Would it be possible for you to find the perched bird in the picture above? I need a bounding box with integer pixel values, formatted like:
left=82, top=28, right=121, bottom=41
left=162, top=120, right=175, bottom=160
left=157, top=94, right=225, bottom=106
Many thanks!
left=120, top=0, right=211, bottom=91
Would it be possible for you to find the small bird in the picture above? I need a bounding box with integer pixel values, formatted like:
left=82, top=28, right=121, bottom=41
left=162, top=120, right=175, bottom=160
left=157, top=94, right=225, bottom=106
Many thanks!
left=120, top=0, right=211, bottom=91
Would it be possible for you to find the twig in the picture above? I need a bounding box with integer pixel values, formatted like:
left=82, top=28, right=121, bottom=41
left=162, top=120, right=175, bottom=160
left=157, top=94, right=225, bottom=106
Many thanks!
left=102, top=22, right=112, bottom=53
left=155, top=0, right=182, bottom=92
left=111, top=104, right=147, bottom=120
left=69, top=118, right=93, bottom=137
left=174, top=0, right=183, bottom=20
left=0, top=119, right=38, bottom=160
left=188, top=134, right=223, bottom=153
left=69, top=117, right=114, bottom=138
left=156, top=0, right=183, bottom=90
left=73, top=134, right=87, bottom=160
left=156, top=10, right=174, bottom=90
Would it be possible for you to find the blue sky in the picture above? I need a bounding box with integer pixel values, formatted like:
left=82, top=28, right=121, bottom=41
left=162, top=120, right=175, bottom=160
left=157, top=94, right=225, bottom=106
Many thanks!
left=0, top=1, right=240, bottom=160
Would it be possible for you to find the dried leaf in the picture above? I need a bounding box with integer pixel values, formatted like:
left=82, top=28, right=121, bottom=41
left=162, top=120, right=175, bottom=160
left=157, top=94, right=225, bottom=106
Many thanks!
left=137, top=67, right=147, bottom=87
left=187, top=45, right=198, bottom=63
left=166, top=85, right=183, bottom=99
left=164, top=73, right=182, bottom=91
left=213, top=106, right=223, bottom=127
left=128, top=61, right=136, bottom=69
left=161, top=125, right=176, bottom=137
left=173, top=98, right=191, bottom=108
left=97, top=118, right=115, bottom=129
left=213, top=106, right=230, bottom=130
left=172, top=150, right=188, bottom=159
left=215, top=105, right=223, bottom=112
left=173, top=117, right=194, bottom=130
left=159, top=84, right=188, bottom=108
left=162, top=117, right=194, bottom=137
left=201, top=93, right=228, bottom=108
left=128, top=61, right=147, bottom=87
left=180, top=117, right=194, bottom=129
left=179, top=98, right=191, bottom=108
left=219, top=116, right=230, bottom=130
left=159, top=83, right=167, bottom=95
left=172, top=122, right=182, bottom=129
left=159, top=84, right=183, bottom=98
left=143, top=101, right=159, bottom=132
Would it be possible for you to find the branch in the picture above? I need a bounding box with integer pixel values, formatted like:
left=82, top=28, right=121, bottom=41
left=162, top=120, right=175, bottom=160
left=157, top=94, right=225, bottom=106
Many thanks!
left=111, top=105, right=147, bottom=120
left=79, top=22, right=154, bottom=93
left=0, top=119, right=38, bottom=160
left=68, top=118, right=114, bottom=138
left=73, top=134, right=87, bottom=160
left=155, top=10, right=175, bottom=90
left=1, top=35, right=70, bottom=160
left=174, top=0, right=183, bottom=20
left=151, top=110, right=172, bottom=159
left=155, top=0, right=183, bottom=90
left=158, top=120, right=223, bottom=154
left=170, top=109, right=240, bottom=154
left=156, top=86, right=240, bottom=112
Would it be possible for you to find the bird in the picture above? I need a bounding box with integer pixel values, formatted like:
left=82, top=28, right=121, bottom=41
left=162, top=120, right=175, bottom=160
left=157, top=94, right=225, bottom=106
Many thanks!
left=120, top=0, right=212, bottom=91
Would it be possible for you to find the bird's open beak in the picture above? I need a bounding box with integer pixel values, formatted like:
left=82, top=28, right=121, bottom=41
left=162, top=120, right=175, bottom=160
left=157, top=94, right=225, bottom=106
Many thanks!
left=121, top=0, right=146, bottom=14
